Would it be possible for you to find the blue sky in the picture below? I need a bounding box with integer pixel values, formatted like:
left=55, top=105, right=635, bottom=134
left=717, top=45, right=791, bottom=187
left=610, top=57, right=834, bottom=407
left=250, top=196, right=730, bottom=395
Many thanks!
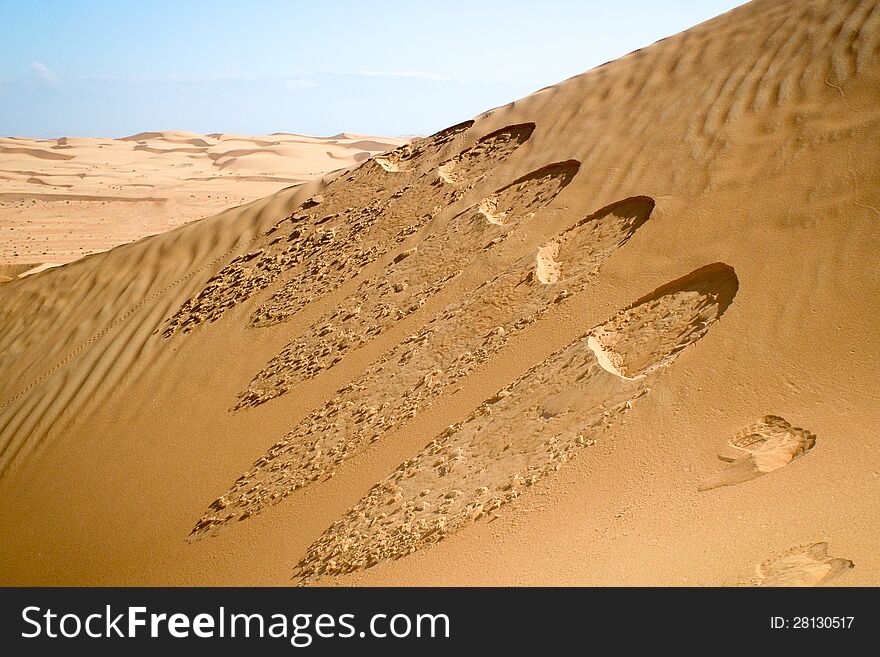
left=0, top=0, right=748, bottom=138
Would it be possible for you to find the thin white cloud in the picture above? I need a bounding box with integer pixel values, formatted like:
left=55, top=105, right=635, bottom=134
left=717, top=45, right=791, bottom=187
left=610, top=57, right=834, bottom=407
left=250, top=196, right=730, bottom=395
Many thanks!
left=356, top=70, right=450, bottom=82
left=30, top=61, right=56, bottom=82
left=284, top=77, right=319, bottom=91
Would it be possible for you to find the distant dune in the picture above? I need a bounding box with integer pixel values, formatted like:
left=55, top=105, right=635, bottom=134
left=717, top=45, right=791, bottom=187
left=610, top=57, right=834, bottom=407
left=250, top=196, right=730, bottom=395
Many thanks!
left=0, top=131, right=408, bottom=267
left=0, top=0, right=878, bottom=586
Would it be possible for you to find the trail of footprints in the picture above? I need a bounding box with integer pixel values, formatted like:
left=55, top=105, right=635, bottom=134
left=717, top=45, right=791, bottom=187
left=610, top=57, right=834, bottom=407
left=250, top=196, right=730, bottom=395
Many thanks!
left=193, top=262, right=748, bottom=581
left=171, top=115, right=851, bottom=586
left=291, top=264, right=739, bottom=581
left=235, top=160, right=579, bottom=408
left=192, top=196, right=655, bottom=536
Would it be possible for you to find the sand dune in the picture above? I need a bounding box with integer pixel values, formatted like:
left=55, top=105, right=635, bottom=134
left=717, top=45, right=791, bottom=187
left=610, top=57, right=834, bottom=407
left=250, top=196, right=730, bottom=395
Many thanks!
left=0, top=131, right=408, bottom=266
left=1, top=0, right=879, bottom=586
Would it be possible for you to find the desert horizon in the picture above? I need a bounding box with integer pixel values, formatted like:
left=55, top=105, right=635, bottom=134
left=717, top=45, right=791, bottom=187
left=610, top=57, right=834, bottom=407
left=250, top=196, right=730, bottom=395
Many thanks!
left=1, top=0, right=878, bottom=612
left=0, top=130, right=409, bottom=274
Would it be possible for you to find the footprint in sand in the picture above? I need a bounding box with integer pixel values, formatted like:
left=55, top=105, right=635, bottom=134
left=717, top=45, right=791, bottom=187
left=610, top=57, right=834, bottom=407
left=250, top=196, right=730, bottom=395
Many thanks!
left=756, top=543, right=854, bottom=586
left=292, top=263, right=738, bottom=581
left=699, top=415, right=816, bottom=491
left=436, top=123, right=535, bottom=188
left=375, top=120, right=474, bottom=172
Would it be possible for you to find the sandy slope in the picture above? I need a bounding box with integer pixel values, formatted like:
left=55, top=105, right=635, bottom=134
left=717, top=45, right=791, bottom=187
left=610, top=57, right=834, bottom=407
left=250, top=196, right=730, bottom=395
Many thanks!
left=1, top=0, right=879, bottom=586
left=0, top=131, right=407, bottom=266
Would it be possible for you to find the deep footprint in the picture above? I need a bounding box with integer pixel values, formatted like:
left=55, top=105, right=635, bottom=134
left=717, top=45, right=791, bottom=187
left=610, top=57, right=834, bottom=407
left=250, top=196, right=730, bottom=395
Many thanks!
left=756, top=543, right=854, bottom=586
left=699, top=415, right=817, bottom=491
left=436, top=123, right=535, bottom=187
left=375, top=120, right=474, bottom=172
left=235, top=160, right=580, bottom=408
left=191, top=196, right=653, bottom=537
left=291, top=263, right=738, bottom=581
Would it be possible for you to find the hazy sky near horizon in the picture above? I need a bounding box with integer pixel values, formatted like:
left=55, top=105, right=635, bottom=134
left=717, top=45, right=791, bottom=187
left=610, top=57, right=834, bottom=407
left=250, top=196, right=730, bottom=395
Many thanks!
left=1, top=0, right=749, bottom=138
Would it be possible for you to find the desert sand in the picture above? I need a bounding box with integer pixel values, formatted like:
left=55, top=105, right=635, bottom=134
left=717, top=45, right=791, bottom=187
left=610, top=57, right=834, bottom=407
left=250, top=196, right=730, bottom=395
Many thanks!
left=0, top=131, right=407, bottom=270
left=0, top=0, right=878, bottom=586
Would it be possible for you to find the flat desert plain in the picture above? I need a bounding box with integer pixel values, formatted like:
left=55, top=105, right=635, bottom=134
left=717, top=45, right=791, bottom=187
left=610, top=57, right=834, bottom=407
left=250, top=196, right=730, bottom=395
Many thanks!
left=0, top=0, right=878, bottom=586
left=0, top=131, right=406, bottom=274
